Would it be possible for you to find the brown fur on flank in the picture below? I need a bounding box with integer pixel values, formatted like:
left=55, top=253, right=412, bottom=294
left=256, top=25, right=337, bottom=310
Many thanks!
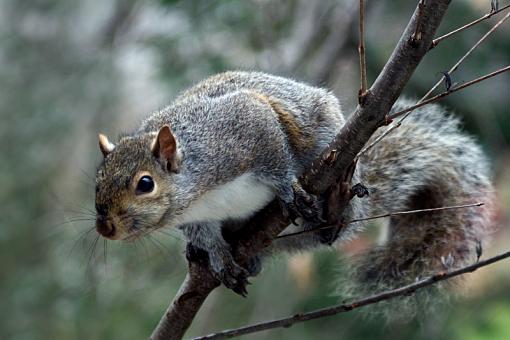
left=248, top=91, right=315, bottom=152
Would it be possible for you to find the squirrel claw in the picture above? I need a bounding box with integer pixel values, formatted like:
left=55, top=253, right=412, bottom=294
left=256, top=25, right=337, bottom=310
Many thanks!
left=185, top=243, right=250, bottom=296
left=290, top=185, right=325, bottom=225
left=215, top=266, right=250, bottom=297
left=208, top=246, right=251, bottom=296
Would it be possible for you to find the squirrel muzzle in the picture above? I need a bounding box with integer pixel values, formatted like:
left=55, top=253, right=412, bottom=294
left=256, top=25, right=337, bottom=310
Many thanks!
left=96, top=214, right=118, bottom=240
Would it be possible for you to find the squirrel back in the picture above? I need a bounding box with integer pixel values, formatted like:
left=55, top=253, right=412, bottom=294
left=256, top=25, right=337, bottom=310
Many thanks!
left=171, top=71, right=345, bottom=169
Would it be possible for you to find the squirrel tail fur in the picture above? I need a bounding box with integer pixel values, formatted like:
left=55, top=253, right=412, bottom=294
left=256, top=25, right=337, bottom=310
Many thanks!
left=338, top=100, right=496, bottom=309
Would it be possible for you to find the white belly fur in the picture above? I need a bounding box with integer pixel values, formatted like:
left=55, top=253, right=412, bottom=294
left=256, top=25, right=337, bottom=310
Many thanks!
left=174, top=173, right=275, bottom=225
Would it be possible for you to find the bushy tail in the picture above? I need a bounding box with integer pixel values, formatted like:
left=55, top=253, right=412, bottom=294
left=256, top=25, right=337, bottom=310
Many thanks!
left=340, top=100, right=496, bottom=308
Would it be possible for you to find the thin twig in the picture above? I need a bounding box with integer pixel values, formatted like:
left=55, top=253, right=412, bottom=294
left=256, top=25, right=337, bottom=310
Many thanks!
left=358, top=63, right=510, bottom=159
left=277, top=202, right=484, bottom=240
left=389, top=65, right=510, bottom=120
left=358, top=10, right=510, bottom=159
left=358, top=0, right=368, bottom=99
left=422, top=10, right=510, bottom=101
left=350, top=202, right=484, bottom=222
left=431, top=3, right=510, bottom=48
left=195, top=249, right=510, bottom=339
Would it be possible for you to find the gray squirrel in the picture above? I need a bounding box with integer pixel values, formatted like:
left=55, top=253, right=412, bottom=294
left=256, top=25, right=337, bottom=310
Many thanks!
left=95, top=71, right=494, bottom=295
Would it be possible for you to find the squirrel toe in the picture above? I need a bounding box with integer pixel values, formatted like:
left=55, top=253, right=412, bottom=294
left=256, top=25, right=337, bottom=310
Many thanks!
left=185, top=242, right=251, bottom=296
left=290, top=184, right=326, bottom=225
left=208, top=247, right=250, bottom=296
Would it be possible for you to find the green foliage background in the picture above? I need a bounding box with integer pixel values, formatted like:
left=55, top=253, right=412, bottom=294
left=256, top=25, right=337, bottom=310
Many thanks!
left=1, top=0, right=510, bottom=339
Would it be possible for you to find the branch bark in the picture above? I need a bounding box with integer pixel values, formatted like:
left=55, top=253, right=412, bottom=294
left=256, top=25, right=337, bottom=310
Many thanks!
left=358, top=0, right=368, bottom=97
left=150, top=1, right=452, bottom=339
left=150, top=264, right=218, bottom=340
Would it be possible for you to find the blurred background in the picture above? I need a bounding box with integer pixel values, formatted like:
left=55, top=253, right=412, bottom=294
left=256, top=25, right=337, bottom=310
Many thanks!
left=1, top=0, right=509, bottom=339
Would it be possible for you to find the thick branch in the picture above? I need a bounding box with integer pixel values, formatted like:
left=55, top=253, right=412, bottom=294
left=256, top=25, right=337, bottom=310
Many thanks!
left=358, top=0, right=368, bottom=97
left=302, top=0, right=450, bottom=192
left=150, top=1, right=452, bottom=339
left=150, top=264, right=219, bottom=340
left=196, top=249, right=510, bottom=339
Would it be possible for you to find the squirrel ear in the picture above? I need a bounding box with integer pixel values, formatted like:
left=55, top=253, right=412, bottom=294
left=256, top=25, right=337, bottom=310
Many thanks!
left=151, top=125, right=180, bottom=172
left=98, top=133, right=115, bottom=157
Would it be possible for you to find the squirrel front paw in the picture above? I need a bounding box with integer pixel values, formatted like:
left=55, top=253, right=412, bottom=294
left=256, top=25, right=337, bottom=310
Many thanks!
left=280, top=182, right=325, bottom=225
left=186, top=243, right=251, bottom=296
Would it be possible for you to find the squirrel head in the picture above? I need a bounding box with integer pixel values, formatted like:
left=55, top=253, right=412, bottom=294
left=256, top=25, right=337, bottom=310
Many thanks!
left=95, top=126, right=181, bottom=240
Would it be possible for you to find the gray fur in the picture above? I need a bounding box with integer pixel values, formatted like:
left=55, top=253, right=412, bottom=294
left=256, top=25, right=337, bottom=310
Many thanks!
left=95, top=71, right=494, bottom=296
left=340, top=100, right=494, bottom=294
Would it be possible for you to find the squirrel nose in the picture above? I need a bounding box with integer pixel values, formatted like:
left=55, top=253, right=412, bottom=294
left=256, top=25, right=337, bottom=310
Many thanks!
left=96, top=215, right=116, bottom=238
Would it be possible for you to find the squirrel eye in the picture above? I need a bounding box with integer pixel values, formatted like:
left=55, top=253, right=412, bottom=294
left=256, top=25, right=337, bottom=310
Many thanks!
left=136, top=175, right=155, bottom=195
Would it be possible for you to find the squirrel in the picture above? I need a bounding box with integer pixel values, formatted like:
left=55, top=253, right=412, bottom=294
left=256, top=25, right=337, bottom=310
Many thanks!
left=94, top=71, right=494, bottom=297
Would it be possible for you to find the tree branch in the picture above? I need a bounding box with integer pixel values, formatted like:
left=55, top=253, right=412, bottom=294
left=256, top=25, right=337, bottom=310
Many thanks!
left=358, top=7, right=510, bottom=159
left=195, top=249, right=510, bottom=339
left=431, top=3, right=510, bottom=49
left=422, top=10, right=510, bottom=101
left=389, top=65, right=510, bottom=120
left=150, top=264, right=219, bottom=340
left=302, top=0, right=450, bottom=192
left=99, top=0, right=140, bottom=47
left=150, top=1, right=452, bottom=339
left=358, top=0, right=368, bottom=98
left=277, top=202, right=484, bottom=240
left=360, top=64, right=510, bottom=158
